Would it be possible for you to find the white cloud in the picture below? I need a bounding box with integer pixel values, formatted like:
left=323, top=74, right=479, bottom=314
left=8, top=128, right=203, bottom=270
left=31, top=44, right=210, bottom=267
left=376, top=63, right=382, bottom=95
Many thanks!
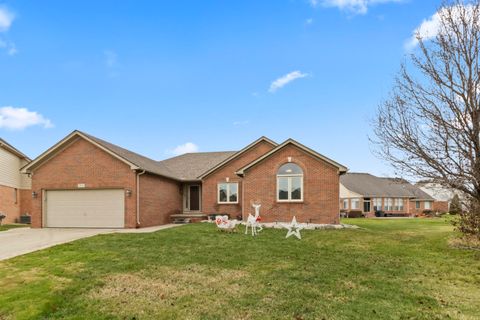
left=0, top=106, right=53, bottom=130
left=405, top=4, right=475, bottom=50
left=0, top=7, right=16, bottom=56
left=104, top=50, right=119, bottom=77
left=0, top=7, right=14, bottom=32
left=312, top=0, right=402, bottom=15
left=170, top=142, right=199, bottom=156
left=269, top=71, right=309, bottom=93
left=0, top=39, right=17, bottom=55
left=104, top=50, right=117, bottom=67
left=233, top=120, right=249, bottom=127
left=305, top=18, right=314, bottom=25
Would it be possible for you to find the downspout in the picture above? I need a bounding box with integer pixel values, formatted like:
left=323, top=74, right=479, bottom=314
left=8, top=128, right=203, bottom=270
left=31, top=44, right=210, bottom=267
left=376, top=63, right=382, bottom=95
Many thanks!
left=242, top=172, right=245, bottom=221
left=136, top=170, right=146, bottom=227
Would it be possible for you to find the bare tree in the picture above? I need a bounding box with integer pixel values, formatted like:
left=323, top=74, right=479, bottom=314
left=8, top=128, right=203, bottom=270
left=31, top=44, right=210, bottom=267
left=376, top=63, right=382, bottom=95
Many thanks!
left=372, top=0, right=480, bottom=238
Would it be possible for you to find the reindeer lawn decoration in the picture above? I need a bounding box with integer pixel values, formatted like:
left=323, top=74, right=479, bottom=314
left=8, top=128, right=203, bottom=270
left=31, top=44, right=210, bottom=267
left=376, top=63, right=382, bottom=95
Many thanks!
left=245, top=203, right=263, bottom=236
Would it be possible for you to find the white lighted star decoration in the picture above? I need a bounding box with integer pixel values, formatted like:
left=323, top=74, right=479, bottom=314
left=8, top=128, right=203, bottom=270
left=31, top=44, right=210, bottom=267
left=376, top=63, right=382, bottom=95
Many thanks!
left=283, top=216, right=305, bottom=240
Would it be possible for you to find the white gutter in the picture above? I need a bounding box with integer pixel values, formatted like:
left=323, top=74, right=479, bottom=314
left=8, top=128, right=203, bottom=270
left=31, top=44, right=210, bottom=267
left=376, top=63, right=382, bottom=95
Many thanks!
left=242, top=173, right=245, bottom=221
left=136, top=170, right=146, bottom=227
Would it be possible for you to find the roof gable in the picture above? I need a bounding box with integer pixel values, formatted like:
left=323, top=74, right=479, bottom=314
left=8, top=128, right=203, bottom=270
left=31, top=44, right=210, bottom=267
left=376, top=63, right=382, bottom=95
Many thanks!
left=0, top=138, right=30, bottom=161
left=21, top=130, right=177, bottom=180
left=197, top=136, right=277, bottom=179
left=236, top=139, right=348, bottom=175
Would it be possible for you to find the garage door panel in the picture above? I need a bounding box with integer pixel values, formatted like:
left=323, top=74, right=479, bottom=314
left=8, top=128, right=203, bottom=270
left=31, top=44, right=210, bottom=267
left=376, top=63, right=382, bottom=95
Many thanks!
left=46, top=189, right=125, bottom=228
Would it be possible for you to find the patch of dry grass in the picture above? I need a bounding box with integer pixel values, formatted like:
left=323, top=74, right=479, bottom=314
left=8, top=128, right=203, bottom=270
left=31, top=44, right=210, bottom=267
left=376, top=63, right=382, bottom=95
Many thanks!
left=449, top=236, right=480, bottom=251
left=90, top=265, right=252, bottom=319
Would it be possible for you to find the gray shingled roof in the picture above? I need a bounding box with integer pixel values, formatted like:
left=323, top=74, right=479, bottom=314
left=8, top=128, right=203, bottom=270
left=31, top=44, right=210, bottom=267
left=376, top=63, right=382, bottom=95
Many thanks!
left=80, top=131, right=178, bottom=179
left=340, top=173, right=434, bottom=199
left=385, top=178, right=435, bottom=200
left=82, top=131, right=236, bottom=181
left=159, top=151, right=236, bottom=181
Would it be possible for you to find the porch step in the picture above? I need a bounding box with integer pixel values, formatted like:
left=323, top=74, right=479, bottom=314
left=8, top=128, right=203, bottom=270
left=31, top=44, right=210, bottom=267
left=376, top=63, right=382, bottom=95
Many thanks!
left=173, top=218, right=191, bottom=224
left=170, top=213, right=207, bottom=224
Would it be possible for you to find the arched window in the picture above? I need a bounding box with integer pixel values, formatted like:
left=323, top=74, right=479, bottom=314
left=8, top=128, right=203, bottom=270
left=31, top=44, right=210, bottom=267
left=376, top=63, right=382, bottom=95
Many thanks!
left=277, top=163, right=303, bottom=202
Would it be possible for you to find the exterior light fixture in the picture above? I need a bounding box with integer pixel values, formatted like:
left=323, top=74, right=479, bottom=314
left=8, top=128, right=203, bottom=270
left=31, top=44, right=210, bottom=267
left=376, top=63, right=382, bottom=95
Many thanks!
left=126, top=189, right=132, bottom=197
left=32, top=191, right=38, bottom=198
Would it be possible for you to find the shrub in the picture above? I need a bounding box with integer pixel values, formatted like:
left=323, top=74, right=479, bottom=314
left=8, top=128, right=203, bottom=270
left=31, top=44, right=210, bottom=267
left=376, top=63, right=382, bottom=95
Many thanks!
left=347, top=210, right=364, bottom=218
left=449, top=194, right=462, bottom=215
left=453, top=199, right=480, bottom=241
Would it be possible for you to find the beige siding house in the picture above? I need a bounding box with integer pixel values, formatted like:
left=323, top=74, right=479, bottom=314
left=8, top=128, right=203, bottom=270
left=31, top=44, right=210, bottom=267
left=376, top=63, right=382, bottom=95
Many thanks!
left=340, top=173, right=439, bottom=217
left=0, top=139, right=31, bottom=224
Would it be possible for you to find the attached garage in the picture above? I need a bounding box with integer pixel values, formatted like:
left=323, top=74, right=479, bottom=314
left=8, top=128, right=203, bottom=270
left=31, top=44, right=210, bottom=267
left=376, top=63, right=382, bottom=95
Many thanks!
left=45, top=189, right=125, bottom=228
left=22, top=130, right=185, bottom=228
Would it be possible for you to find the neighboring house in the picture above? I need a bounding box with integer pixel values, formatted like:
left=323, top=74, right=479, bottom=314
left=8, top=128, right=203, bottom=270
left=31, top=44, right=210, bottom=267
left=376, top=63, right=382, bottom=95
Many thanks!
left=21, top=130, right=348, bottom=228
left=416, top=181, right=468, bottom=211
left=0, top=138, right=31, bottom=224
left=339, top=173, right=443, bottom=217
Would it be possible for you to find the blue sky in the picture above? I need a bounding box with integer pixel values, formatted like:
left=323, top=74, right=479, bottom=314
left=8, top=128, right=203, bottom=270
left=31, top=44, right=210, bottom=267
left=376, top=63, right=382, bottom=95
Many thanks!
left=0, top=0, right=442, bottom=176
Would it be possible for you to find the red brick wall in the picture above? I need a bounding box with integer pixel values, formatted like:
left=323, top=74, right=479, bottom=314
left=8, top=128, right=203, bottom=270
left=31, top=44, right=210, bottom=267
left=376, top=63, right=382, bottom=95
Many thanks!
left=30, top=137, right=137, bottom=228
left=433, top=201, right=449, bottom=213
left=0, top=185, right=21, bottom=224
left=20, top=189, right=32, bottom=217
left=139, top=173, right=182, bottom=227
left=202, top=140, right=276, bottom=218
left=408, top=200, right=446, bottom=215
left=243, top=144, right=340, bottom=224
left=409, top=200, right=424, bottom=216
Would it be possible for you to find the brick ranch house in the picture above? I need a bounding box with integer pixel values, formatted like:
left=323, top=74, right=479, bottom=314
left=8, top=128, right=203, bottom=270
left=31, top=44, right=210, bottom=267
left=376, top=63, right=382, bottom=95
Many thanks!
left=21, top=130, right=348, bottom=228
left=340, top=173, right=448, bottom=217
left=0, top=138, right=32, bottom=224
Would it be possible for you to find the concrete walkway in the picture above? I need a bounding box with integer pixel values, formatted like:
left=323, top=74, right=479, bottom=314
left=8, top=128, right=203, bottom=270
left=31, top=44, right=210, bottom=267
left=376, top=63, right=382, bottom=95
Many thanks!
left=0, top=224, right=181, bottom=261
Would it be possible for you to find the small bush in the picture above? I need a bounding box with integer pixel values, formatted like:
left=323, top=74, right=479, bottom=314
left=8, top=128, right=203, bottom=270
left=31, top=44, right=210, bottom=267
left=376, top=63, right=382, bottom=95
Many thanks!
left=347, top=210, right=364, bottom=218
left=452, top=199, right=480, bottom=241
left=422, top=209, right=433, bottom=216
left=449, top=194, right=462, bottom=215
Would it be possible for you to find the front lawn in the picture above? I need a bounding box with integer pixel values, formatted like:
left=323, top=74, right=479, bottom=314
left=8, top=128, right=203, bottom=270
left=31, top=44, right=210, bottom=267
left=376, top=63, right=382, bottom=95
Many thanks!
left=0, top=219, right=479, bottom=319
left=0, top=224, right=28, bottom=232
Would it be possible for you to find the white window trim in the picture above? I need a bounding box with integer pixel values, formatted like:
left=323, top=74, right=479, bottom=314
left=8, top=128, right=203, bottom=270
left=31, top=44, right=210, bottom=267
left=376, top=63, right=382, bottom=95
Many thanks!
left=277, top=175, right=304, bottom=202
left=351, top=198, right=360, bottom=210
left=385, top=198, right=393, bottom=211
left=217, top=182, right=239, bottom=204
left=424, top=201, right=432, bottom=210
left=343, top=199, right=349, bottom=209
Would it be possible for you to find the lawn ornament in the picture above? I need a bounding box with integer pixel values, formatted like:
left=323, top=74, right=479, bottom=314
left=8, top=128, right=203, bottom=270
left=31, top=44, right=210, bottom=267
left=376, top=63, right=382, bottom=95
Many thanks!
left=245, top=203, right=263, bottom=236
left=283, top=216, right=304, bottom=240
left=215, top=215, right=239, bottom=232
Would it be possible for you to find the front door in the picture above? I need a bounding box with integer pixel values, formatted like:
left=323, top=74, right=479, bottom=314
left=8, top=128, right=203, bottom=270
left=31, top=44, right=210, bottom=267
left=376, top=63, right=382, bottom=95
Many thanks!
left=363, top=198, right=371, bottom=213
left=184, top=185, right=201, bottom=212
left=189, top=185, right=200, bottom=211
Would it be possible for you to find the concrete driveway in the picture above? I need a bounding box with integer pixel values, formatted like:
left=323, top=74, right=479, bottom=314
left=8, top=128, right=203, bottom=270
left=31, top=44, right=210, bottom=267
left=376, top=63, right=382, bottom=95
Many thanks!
left=0, top=228, right=114, bottom=261
left=0, top=224, right=181, bottom=261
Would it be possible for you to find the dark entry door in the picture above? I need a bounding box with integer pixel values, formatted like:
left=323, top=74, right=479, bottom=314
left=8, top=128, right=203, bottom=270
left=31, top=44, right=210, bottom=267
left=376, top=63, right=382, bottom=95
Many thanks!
left=363, top=199, right=371, bottom=213
left=189, top=185, right=200, bottom=211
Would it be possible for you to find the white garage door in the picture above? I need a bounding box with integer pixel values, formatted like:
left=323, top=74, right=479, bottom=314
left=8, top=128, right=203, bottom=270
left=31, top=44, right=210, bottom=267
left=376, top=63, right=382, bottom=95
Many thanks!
left=45, top=189, right=125, bottom=228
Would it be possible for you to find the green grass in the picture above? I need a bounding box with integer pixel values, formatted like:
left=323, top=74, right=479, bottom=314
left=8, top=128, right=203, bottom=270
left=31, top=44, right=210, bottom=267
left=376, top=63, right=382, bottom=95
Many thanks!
left=0, top=224, right=28, bottom=232
left=0, top=219, right=479, bottom=319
